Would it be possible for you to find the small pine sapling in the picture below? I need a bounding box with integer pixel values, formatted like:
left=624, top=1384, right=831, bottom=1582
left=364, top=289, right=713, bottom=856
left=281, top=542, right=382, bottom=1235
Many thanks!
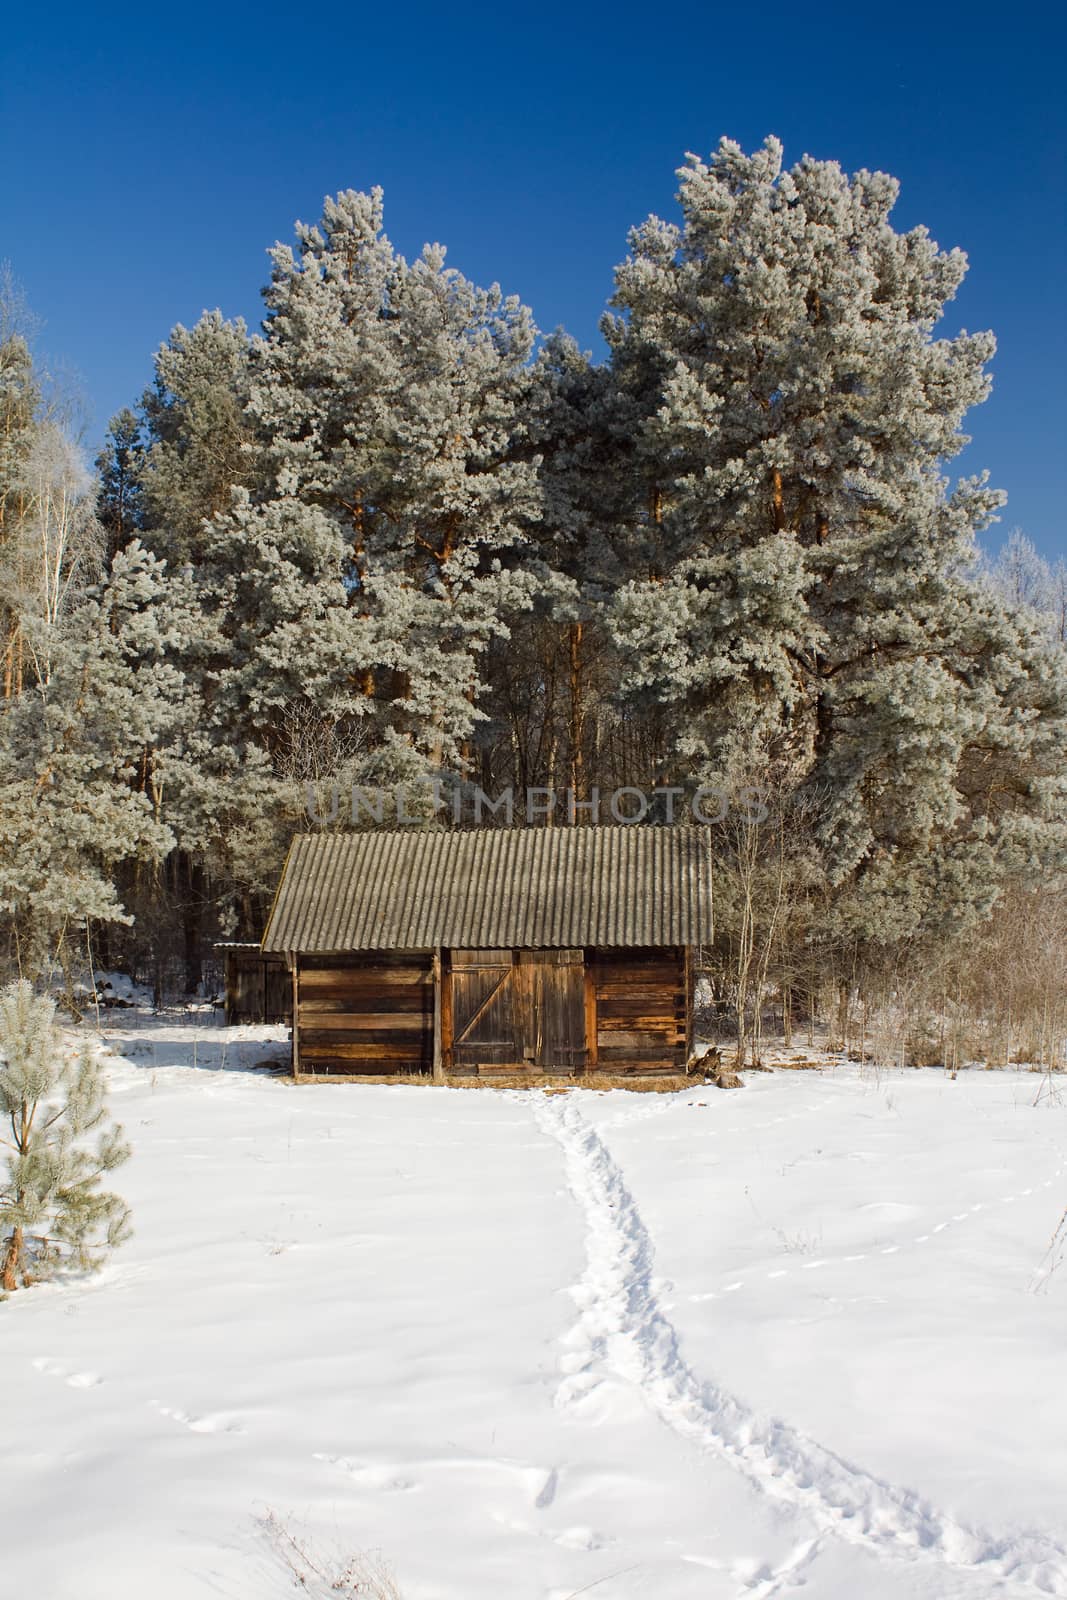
left=0, top=980, right=131, bottom=1292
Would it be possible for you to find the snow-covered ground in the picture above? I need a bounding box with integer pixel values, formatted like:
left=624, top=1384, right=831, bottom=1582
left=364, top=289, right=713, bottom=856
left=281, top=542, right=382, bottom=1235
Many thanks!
left=1, top=1011, right=1065, bottom=1600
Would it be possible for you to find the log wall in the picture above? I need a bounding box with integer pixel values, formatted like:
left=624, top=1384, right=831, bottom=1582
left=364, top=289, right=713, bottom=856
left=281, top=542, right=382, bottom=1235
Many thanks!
left=294, top=953, right=433, bottom=1076
left=290, top=946, right=688, bottom=1079
left=591, top=946, right=688, bottom=1073
left=222, top=947, right=291, bottom=1025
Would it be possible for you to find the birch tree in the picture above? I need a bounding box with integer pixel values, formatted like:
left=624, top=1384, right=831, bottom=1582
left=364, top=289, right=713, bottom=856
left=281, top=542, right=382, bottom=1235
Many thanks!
left=0, top=319, right=40, bottom=699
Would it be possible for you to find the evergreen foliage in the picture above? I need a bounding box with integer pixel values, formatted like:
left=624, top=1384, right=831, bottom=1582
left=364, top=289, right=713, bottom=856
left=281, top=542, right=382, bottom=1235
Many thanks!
left=0, top=980, right=131, bottom=1291
left=603, top=136, right=1066, bottom=947
left=241, top=189, right=544, bottom=773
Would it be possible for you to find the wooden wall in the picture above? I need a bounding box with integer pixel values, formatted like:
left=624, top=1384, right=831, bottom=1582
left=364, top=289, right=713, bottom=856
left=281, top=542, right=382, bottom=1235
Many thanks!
left=291, top=946, right=689, bottom=1079
left=223, top=948, right=291, bottom=1025
left=294, top=953, right=433, bottom=1076
left=590, top=946, right=688, bottom=1074
left=448, top=949, right=586, bottom=1075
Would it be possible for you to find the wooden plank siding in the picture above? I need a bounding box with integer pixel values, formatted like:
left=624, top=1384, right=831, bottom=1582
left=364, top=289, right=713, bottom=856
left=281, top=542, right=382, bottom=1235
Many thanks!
left=294, top=953, right=433, bottom=1076
left=447, top=949, right=585, bottom=1077
left=290, top=946, right=688, bottom=1080
left=221, top=947, right=292, bottom=1025
left=591, top=947, right=688, bottom=1073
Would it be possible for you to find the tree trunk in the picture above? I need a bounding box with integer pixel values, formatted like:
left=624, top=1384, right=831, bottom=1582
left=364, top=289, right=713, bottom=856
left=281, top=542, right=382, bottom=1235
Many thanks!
left=182, top=854, right=204, bottom=996
left=568, top=621, right=585, bottom=814
left=2, top=1225, right=24, bottom=1292
left=835, top=981, right=849, bottom=1055
left=771, top=468, right=785, bottom=532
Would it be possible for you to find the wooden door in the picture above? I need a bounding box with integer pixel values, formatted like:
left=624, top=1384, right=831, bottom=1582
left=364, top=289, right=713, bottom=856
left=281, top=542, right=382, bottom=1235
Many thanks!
left=449, top=949, right=518, bottom=1070
left=449, top=949, right=586, bottom=1073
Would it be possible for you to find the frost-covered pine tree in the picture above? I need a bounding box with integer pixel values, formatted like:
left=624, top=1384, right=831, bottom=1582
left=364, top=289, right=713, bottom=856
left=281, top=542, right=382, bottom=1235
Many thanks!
left=495, top=329, right=677, bottom=800
left=0, top=537, right=179, bottom=975
left=118, top=193, right=547, bottom=935
left=604, top=137, right=1064, bottom=938
left=95, top=407, right=145, bottom=558
left=230, top=188, right=544, bottom=777
left=0, top=981, right=131, bottom=1292
left=104, top=310, right=273, bottom=966
left=0, top=287, right=178, bottom=977
left=139, top=310, right=257, bottom=566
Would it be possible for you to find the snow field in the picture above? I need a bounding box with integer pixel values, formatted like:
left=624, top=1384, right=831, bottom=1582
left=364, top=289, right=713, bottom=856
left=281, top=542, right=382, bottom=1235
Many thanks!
left=0, top=1013, right=1064, bottom=1599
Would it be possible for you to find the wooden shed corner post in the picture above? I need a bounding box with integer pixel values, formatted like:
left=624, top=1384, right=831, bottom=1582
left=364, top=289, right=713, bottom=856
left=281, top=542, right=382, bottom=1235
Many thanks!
left=432, top=947, right=445, bottom=1084
left=291, top=956, right=301, bottom=1081
left=583, top=951, right=598, bottom=1072
left=224, top=949, right=236, bottom=1026
left=684, top=945, right=694, bottom=1073
left=441, top=948, right=454, bottom=1076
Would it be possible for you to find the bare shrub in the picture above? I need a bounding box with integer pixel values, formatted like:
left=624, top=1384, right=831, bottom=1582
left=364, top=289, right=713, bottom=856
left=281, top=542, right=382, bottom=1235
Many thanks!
left=1030, top=1206, right=1067, bottom=1295
left=262, top=1510, right=403, bottom=1599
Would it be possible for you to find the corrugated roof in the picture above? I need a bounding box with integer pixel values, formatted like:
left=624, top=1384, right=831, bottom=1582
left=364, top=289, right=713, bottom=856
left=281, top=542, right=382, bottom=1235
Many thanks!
left=261, top=827, right=713, bottom=952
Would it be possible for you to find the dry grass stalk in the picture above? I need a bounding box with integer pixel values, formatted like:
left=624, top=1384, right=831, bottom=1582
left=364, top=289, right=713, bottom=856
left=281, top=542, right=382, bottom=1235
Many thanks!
left=289, top=1070, right=695, bottom=1092
left=262, top=1510, right=403, bottom=1599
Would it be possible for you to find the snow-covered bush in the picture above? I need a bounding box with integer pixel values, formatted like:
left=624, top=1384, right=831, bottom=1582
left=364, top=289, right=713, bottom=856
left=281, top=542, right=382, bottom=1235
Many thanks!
left=0, top=980, right=131, bottom=1292
left=93, top=971, right=153, bottom=1009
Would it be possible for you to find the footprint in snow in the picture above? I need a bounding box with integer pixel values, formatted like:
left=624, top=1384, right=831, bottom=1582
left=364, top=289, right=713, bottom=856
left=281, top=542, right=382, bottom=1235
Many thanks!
left=32, top=1357, right=102, bottom=1388
left=553, top=1525, right=609, bottom=1552
left=313, top=1452, right=558, bottom=1507
left=313, top=1452, right=418, bottom=1492
left=150, top=1400, right=244, bottom=1434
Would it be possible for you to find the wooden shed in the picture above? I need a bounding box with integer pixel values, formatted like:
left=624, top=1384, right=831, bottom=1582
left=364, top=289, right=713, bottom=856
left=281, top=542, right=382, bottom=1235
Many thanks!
left=215, top=943, right=292, bottom=1025
left=261, top=826, right=713, bottom=1081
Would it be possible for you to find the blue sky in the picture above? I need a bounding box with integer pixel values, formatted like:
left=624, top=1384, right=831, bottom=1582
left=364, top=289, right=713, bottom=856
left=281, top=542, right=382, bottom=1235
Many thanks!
left=3, top=0, right=1063, bottom=556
